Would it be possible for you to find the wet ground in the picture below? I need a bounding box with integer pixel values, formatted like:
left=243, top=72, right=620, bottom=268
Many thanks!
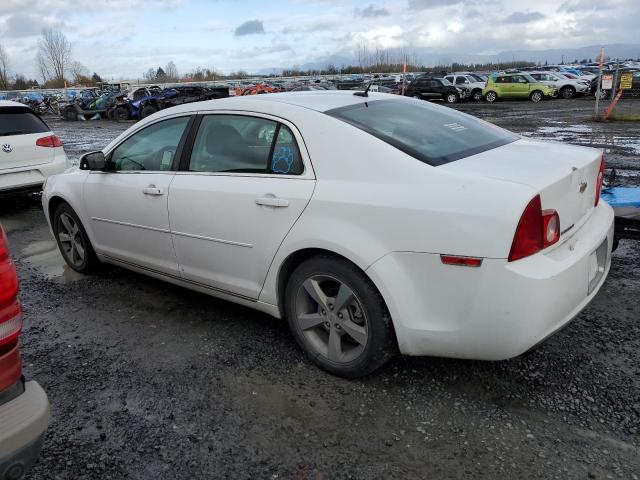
left=2, top=98, right=639, bottom=479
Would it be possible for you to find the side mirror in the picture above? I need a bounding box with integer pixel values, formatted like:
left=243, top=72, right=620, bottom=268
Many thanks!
left=79, top=151, right=107, bottom=171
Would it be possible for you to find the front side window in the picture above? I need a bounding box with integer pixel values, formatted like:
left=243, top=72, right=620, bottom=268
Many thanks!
left=110, top=116, right=190, bottom=171
left=326, top=99, right=518, bottom=166
left=188, top=115, right=304, bottom=175
left=455, top=77, right=467, bottom=85
left=431, top=80, right=442, bottom=88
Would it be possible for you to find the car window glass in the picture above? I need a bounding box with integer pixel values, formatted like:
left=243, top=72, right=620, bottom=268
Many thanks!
left=455, top=77, right=466, bottom=84
left=110, top=116, right=190, bottom=171
left=327, top=99, right=518, bottom=166
left=431, top=80, right=441, bottom=88
left=496, top=76, right=508, bottom=83
left=189, top=115, right=277, bottom=173
left=0, top=107, right=49, bottom=136
left=269, top=125, right=304, bottom=175
left=445, top=76, right=454, bottom=83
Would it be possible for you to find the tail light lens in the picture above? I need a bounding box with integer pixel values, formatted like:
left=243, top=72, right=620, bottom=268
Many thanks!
left=508, top=195, right=561, bottom=262
left=594, top=155, right=605, bottom=207
left=36, top=135, right=62, bottom=148
left=0, top=225, right=22, bottom=392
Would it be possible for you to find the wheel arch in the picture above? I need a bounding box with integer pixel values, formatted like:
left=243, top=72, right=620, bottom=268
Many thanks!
left=274, top=247, right=393, bottom=326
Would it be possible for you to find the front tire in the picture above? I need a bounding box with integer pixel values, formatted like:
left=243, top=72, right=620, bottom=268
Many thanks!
left=52, top=203, right=100, bottom=274
left=472, top=89, right=483, bottom=101
left=530, top=90, right=544, bottom=102
left=114, top=106, right=130, bottom=122
left=284, top=255, right=396, bottom=378
left=560, top=86, right=575, bottom=99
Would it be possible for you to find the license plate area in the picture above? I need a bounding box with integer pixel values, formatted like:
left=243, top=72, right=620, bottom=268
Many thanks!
left=588, top=238, right=608, bottom=294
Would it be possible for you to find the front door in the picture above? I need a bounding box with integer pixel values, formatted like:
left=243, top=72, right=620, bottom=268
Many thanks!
left=168, top=113, right=315, bottom=299
left=83, top=115, right=192, bottom=275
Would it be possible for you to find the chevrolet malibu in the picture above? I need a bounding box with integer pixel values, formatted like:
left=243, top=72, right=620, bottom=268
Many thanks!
left=42, top=92, right=614, bottom=378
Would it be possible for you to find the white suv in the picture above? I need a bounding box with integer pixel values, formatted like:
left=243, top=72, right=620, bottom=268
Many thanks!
left=0, top=100, right=68, bottom=195
left=445, top=74, right=486, bottom=101
left=528, top=72, right=590, bottom=99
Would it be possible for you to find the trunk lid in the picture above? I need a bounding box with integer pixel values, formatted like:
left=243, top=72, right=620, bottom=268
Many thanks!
left=440, top=138, right=602, bottom=240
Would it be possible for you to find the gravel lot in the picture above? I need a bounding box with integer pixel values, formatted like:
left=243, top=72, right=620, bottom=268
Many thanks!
left=2, top=98, right=639, bottom=479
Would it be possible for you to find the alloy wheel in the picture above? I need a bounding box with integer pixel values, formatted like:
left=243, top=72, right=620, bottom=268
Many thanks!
left=446, top=93, right=457, bottom=103
left=294, top=275, right=368, bottom=364
left=531, top=92, right=543, bottom=102
left=57, top=213, right=86, bottom=267
left=486, top=92, right=497, bottom=102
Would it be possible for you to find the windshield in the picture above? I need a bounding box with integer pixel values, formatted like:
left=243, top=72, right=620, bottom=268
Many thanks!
left=523, top=74, right=537, bottom=83
left=326, top=99, right=519, bottom=166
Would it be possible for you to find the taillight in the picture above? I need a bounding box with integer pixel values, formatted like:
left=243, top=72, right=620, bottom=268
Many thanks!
left=0, top=225, right=22, bottom=392
left=36, top=135, right=62, bottom=148
left=594, top=155, right=605, bottom=207
left=508, top=195, right=561, bottom=262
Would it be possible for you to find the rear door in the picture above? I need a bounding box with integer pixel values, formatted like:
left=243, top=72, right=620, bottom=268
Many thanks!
left=0, top=106, right=54, bottom=170
left=168, top=113, right=315, bottom=299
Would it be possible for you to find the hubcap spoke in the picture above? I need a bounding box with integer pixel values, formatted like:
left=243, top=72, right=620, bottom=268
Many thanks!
left=333, top=283, right=354, bottom=313
left=58, top=232, right=71, bottom=243
left=74, top=241, right=85, bottom=261
left=298, top=313, right=325, bottom=331
left=341, top=319, right=367, bottom=345
left=327, top=327, right=342, bottom=362
left=60, top=214, right=74, bottom=235
left=302, top=279, right=329, bottom=310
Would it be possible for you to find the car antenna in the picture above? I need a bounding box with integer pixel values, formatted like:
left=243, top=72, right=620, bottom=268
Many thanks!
left=354, top=81, right=373, bottom=97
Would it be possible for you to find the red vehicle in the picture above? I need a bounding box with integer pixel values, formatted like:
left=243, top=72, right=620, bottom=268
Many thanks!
left=0, top=225, right=49, bottom=479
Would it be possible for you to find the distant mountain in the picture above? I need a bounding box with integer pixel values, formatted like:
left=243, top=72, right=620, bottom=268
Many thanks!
left=255, top=43, right=640, bottom=75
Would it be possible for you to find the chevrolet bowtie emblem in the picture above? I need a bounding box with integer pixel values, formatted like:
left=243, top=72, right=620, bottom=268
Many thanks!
left=579, top=182, right=588, bottom=193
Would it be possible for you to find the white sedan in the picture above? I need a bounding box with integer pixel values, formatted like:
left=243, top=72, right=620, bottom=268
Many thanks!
left=0, top=100, right=68, bottom=195
left=42, top=92, right=614, bottom=377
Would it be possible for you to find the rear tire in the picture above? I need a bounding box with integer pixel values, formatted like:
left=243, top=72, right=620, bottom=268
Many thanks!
left=530, top=90, right=544, bottom=102
left=284, top=255, right=396, bottom=378
left=140, top=105, right=158, bottom=119
left=445, top=93, right=459, bottom=104
left=485, top=91, right=498, bottom=103
left=472, top=89, right=483, bottom=101
left=52, top=203, right=100, bottom=274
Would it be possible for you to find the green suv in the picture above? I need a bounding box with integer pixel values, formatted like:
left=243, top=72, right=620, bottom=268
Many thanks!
left=482, top=73, right=557, bottom=102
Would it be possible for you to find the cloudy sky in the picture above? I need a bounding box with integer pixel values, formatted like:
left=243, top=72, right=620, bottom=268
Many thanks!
left=0, top=0, right=638, bottom=80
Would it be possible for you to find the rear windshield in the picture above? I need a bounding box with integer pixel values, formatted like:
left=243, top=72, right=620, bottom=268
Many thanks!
left=0, top=107, right=49, bottom=136
left=326, top=99, right=518, bottom=166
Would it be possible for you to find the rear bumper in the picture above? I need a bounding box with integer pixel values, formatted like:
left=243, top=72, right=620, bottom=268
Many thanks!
left=366, top=201, right=615, bottom=360
left=0, top=153, right=68, bottom=194
left=0, top=382, right=49, bottom=478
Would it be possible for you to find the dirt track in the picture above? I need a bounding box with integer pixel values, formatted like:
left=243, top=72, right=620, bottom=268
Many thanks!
left=2, top=98, right=639, bottom=479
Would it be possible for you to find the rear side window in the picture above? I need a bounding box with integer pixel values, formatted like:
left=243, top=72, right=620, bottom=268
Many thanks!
left=0, top=107, right=49, bottom=136
left=189, top=115, right=303, bottom=175
left=326, top=99, right=518, bottom=166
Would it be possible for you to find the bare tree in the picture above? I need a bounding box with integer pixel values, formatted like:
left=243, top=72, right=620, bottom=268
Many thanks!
left=69, top=60, right=89, bottom=84
left=0, top=44, right=8, bottom=90
left=165, top=61, right=179, bottom=82
left=37, top=28, right=72, bottom=84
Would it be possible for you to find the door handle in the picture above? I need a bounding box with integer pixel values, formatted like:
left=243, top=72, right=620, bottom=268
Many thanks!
left=142, top=185, right=164, bottom=196
left=255, top=196, right=289, bottom=208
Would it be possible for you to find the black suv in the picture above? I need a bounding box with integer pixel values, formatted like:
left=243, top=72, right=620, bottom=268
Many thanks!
left=403, top=75, right=463, bottom=103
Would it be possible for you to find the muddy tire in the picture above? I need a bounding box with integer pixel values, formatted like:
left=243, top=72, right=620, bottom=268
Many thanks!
left=140, top=105, right=158, bottom=119
left=284, top=255, right=397, bottom=378
left=52, top=203, right=100, bottom=274
left=485, top=91, right=498, bottom=103
left=530, top=90, right=544, bottom=102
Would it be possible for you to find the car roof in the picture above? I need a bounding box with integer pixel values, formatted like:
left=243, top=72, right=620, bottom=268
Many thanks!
left=0, top=100, right=30, bottom=109
left=181, top=91, right=404, bottom=114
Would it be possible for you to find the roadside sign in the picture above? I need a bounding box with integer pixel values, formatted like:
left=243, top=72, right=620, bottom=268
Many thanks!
left=620, top=73, right=633, bottom=90
left=602, top=74, right=613, bottom=90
